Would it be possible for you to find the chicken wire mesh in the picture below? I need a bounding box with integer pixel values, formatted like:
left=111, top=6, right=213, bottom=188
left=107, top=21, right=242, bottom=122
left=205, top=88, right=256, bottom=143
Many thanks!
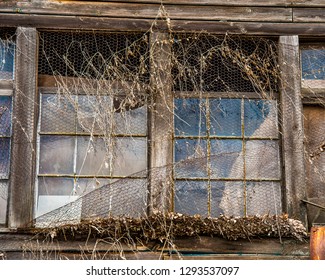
left=30, top=31, right=287, bottom=228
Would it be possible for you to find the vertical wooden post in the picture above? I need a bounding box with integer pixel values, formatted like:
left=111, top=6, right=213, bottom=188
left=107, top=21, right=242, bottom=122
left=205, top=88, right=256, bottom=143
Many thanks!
left=279, top=36, right=307, bottom=226
left=8, top=27, right=38, bottom=228
left=149, top=31, right=173, bottom=214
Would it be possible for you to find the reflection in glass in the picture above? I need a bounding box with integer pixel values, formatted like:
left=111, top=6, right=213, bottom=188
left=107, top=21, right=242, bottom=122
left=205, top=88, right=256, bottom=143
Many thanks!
left=210, top=99, right=241, bottom=136
left=174, top=139, right=207, bottom=178
left=301, top=49, right=325, bottom=80
left=210, top=140, right=243, bottom=179
left=0, top=41, right=15, bottom=80
left=39, top=136, right=74, bottom=174
left=174, top=98, right=207, bottom=136
left=175, top=180, right=208, bottom=216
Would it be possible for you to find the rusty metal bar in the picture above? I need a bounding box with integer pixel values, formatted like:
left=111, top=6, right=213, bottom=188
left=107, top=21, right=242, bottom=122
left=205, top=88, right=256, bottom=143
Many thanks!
left=310, top=225, right=325, bottom=260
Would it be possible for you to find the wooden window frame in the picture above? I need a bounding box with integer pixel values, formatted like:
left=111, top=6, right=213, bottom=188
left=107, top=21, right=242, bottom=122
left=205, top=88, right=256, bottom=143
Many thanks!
left=1, top=29, right=308, bottom=229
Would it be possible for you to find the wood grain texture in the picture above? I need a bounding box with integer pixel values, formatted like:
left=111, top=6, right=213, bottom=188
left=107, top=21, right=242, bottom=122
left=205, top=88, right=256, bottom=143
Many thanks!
left=294, top=8, right=325, bottom=22
left=279, top=36, right=308, bottom=226
left=8, top=28, right=38, bottom=229
left=0, top=2, right=293, bottom=22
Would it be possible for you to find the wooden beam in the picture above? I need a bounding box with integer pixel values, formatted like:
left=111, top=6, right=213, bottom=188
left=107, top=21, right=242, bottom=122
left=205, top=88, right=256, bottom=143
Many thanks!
left=0, top=2, right=293, bottom=22
left=1, top=14, right=325, bottom=35
left=8, top=27, right=38, bottom=229
left=149, top=31, right=173, bottom=214
left=279, top=36, right=308, bottom=226
left=26, top=0, right=325, bottom=8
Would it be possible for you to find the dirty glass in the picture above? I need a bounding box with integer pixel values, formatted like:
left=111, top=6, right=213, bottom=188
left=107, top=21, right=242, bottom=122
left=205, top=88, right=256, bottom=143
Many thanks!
left=174, top=97, right=281, bottom=217
left=301, top=49, right=325, bottom=80
left=0, top=41, right=15, bottom=80
left=36, top=92, right=148, bottom=218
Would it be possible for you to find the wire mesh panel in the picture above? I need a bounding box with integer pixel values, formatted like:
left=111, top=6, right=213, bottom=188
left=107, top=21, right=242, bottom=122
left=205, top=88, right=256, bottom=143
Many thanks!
left=35, top=31, right=150, bottom=224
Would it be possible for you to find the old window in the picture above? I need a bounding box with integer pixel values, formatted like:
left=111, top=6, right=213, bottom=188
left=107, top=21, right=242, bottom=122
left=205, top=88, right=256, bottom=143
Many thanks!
left=35, top=31, right=150, bottom=221
left=0, top=30, right=15, bottom=226
left=172, top=35, right=282, bottom=217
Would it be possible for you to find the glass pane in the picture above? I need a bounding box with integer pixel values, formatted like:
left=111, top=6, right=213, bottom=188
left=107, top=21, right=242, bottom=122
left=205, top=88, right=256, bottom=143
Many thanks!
left=76, top=136, right=110, bottom=176
left=39, top=136, right=75, bottom=174
left=245, top=140, right=281, bottom=180
left=210, top=99, right=241, bottom=136
left=115, top=105, right=147, bottom=135
left=77, top=95, right=111, bottom=134
left=0, top=180, right=8, bottom=224
left=0, top=138, right=10, bottom=178
left=38, top=177, right=75, bottom=196
left=0, top=41, right=15, bottom=80
left=174, top=139, right=207, bottom=178
left=174, top=98, right=207, bottom=136
left=210, top=140, right=243, bottom=179
left=112, top=137, right=147, bottom=177
left=175, top=180, right=208, bottom=216
left=41, top=94, right=76, bottom=133
left=0, top=96, right=12, bottom=136
left=301, top=49, right=325, bottom=80
left=36, top=195, right=78, bottom=218
left=244, top=100, right=278, bottom=138
left=246, top=181, right=282, bottom=216
left=216, top=181, right=244, bottom=217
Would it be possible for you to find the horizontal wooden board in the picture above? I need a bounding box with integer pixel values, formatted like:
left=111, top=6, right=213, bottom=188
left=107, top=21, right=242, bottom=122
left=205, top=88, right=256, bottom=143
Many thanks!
left=39, top=0, right=325, bottom=8
left=0, top=2, right=293, bottom=22
left=1, top=13, right=325, bottom=35
left=294, top=8, right=325, bottom=22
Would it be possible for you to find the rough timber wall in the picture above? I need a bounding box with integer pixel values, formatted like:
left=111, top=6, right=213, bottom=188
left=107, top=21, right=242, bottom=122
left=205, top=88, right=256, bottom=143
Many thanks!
left=0, top=1, right=324, bottom=34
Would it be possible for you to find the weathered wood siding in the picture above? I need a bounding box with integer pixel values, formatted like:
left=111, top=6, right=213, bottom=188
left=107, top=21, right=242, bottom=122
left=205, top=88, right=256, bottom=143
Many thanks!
left=0, top=1, right=324, bottom=34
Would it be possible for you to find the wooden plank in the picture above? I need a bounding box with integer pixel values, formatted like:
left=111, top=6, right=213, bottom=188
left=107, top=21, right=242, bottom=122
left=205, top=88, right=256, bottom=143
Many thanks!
left=8, top=28, right=38, bottom=229
left=279, top=36, right=308, bottom=226
left=0, top=2, right=293, bottom=22
left=30, top=0, right=325, bottom=8
left=294, top=8, right=325, bottom=22
left=0, top=13, right=325, bottom=35
left=172, top=236, right=309, bottom=255
left=149, top=31, right=173, bottom=213
left=168, top=254, right=309, bottom=260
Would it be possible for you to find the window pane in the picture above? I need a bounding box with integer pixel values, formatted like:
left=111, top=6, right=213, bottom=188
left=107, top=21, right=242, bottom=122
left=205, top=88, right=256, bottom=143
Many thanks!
left=210, top=99, right=241, bottom=136
left=212, top=181, right=244, bottom=217
left=245, top=140, right=281, bottom=180
left=174, top=139, right=207, bottom=178
left=115, top=105, right=147, bottom=135
left=41, top=94, right=76, bottom=133
left=0, top=138, right=10, bottom=178
left=112, top=137, right=147, bottom=177
left=0, top=180, right=8, bottom=224
left=211, top=181, right=244, bottom=217
left=76, top=178, right=111, bottom=195
left=301, top=49, right=325, bottom=80
left=0, top=96, right=12, bottom=136
left=244, top=100, right=278, bottom=138
left=76, top=136, right=110, bottom=176
left=0, top=41, right=15, bottom=80
left=175, top=180, right=208, bottom=216
left=38, top=177, right=75, bottom=196
left=210, top=140, right=243, bottom=179
left=174, top=98, right=207, bottom=136
left=77, top=95, right=111, bottom=134
left=246, top=182, right=282, bottom=216
left=39, top=136, right=75, bottom=174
